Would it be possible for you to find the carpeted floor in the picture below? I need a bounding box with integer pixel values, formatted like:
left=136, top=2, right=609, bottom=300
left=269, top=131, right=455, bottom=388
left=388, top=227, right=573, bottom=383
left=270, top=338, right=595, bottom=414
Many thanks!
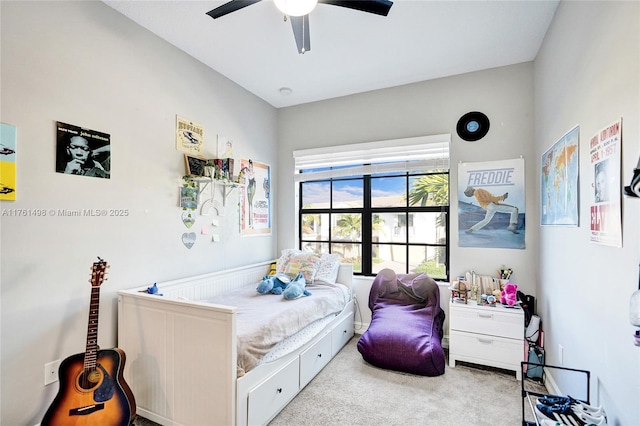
left=134, top=336, right=546, bottom=425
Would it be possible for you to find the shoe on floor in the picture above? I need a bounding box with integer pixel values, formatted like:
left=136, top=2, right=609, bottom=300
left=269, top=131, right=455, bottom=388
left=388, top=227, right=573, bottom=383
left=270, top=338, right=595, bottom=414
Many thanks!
left=538, top=396, right=571, bottom=406
left=570, top=398, right=606, bottom=417
left=573, top=410, right=607, bottom=425
left=536, top=403, right=573, bottom=417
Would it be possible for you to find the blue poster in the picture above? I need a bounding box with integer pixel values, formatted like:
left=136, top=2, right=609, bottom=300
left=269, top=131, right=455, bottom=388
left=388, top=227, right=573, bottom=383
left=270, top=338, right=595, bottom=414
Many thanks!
left=541, top=125, right=579, bottom=226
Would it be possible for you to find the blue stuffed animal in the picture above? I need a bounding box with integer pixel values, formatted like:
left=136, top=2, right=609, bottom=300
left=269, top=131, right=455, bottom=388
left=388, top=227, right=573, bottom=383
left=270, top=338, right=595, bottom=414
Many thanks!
left=282, top=272, right=312, bottom=300
left=256, top=273, right=289, bottom=295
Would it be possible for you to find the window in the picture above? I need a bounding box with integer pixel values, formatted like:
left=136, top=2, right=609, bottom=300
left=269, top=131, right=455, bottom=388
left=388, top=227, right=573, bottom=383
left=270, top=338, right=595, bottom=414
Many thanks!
left=294, top=135, right=450, bottom=280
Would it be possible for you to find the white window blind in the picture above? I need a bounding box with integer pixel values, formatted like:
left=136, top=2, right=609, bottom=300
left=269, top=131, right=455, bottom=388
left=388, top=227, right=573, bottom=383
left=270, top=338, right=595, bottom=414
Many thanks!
left=293, top=134, right=450, bottom=182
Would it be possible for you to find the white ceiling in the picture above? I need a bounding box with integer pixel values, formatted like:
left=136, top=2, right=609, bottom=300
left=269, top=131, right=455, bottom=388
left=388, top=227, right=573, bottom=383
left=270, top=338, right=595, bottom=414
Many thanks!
left=102, top=0, right=560, bottom=108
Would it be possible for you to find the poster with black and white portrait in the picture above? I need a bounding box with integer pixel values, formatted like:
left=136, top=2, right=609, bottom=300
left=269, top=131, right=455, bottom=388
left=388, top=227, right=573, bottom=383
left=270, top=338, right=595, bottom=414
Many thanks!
left=55, top=121, right=110, bottom=179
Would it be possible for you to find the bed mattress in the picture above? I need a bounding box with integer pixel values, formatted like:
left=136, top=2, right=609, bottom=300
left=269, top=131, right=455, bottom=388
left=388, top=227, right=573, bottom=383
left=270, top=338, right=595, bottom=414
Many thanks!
left=205, top=281, right=350, bottom=376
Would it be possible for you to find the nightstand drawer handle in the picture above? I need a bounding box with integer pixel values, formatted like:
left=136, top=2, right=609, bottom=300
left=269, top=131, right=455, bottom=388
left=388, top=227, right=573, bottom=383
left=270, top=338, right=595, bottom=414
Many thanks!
left=478, top=314, right=493, bottom=319
left=477, top=338, right=493, bottom=344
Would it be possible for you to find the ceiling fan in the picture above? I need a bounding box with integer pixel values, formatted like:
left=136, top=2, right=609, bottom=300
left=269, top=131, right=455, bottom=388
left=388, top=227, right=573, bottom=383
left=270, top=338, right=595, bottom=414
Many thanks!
left=206, top=0, right=393, bottom=54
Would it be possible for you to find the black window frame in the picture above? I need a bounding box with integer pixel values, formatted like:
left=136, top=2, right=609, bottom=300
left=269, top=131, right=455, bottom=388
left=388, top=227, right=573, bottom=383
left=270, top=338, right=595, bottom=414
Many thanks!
left=298, top=170, right=450, bottom=280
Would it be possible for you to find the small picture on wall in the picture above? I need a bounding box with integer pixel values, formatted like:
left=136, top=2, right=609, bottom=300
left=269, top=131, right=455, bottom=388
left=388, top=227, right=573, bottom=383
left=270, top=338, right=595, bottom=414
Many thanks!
left=176, top=115, right=204, bottom=155
left=0, top=123, right=17, bottom=200
left=217, top=135, right=233, bottom=159
left=55, top=121, right=110, bottom=179
left=240, top=159, right=271, bottom=236
left=180, top=186, right=198, bottom=210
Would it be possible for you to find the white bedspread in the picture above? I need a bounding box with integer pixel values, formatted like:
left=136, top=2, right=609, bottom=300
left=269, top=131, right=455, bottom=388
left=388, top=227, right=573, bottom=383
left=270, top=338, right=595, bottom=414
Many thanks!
left=204, top=281, right=350, bottom=377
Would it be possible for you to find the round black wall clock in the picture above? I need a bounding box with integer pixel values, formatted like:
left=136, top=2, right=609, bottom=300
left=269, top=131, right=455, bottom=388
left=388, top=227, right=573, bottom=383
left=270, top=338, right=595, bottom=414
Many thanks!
left=457, top=111, right=490, bottom=141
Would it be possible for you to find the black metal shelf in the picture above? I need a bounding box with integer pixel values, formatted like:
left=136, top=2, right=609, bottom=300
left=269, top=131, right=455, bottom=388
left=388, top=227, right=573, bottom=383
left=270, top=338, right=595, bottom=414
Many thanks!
left=520, top=361, right=591, bottom=426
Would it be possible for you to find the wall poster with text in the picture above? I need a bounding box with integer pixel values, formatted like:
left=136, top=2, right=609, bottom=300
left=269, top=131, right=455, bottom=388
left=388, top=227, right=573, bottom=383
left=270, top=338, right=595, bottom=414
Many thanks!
left=176, top=115, right=203, bottom=155
left=458, top=158, right=526, bottom=249
left=589, top=119, right=622, bottom=247
left=55, top=121, right=110, bottom=179
left=240, top=159, right=271, bottom=236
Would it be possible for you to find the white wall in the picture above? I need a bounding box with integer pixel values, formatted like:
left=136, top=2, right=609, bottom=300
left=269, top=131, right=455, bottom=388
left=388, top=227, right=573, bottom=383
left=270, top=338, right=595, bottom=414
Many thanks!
left=534, top=2, right=639, bottom=425
left=277, top=62, right=539, bottom=326
left=0, top=2, right=277, bottom=424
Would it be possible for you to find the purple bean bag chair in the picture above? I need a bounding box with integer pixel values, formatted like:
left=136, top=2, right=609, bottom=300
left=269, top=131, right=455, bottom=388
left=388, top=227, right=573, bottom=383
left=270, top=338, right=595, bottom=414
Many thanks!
left=357, top=268, right=446, bottom=376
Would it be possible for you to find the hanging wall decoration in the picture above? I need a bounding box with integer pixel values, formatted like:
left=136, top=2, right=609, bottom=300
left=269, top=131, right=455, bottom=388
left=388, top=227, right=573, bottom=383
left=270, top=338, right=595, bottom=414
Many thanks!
left=182, top=232, right=197, bottom=249
left=55, top=121, right=110, bottom=179
left=240, top=159, right=271, bottom=236
left=540, top=125, right=579, bottom=226
left=0, top=123, right=17, bottom=200
left=589, top=118, right=622, bottom=247
left=176, top=115, right=204, bottom=155
left=458, top=158, right=526, bottom=249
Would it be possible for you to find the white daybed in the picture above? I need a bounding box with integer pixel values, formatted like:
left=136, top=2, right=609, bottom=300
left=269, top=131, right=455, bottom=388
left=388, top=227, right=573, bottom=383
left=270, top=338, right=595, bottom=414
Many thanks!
left=117, top=261, right=355, bottom=426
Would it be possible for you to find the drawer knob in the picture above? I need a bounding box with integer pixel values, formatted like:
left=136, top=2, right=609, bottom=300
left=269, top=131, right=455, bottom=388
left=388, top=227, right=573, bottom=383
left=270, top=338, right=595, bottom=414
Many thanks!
left=343, top=330, right=347, bottom=334
left=276, top=388, right=282, bottom=393
left=317, top=353, right=322, bottom=358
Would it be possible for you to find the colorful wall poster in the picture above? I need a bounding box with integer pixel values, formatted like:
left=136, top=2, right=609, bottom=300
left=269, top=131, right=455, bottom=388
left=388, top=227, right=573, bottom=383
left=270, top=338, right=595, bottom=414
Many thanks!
left=589, top=119, right=622, bottom=247
left=176, top=115, right=204, bottom=155
left=0, top=123, right=17, bottom=200
left=541, top=125, right=579, bottom=226
left=458, top=158, right=526, bottom=249
left=55, top=121, right=110, bottom=179
left=240, top=159, right=271, bottom=236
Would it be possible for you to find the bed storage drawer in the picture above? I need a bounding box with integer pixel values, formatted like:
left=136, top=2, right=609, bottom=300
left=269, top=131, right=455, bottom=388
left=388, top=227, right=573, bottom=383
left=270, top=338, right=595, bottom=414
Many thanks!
left=247, top=357, right=299, bottom=426
left=331, top=313, right=354, bottom=356
left=299, top=331, right=332, bottom=388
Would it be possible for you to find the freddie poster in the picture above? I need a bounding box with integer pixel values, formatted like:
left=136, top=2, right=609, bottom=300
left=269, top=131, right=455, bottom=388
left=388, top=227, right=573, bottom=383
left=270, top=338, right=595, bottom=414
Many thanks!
left=458, top=158, right=526, bottom=249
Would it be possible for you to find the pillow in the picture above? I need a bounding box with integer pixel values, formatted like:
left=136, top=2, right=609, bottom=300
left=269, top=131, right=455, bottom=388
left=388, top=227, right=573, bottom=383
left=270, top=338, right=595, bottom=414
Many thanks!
left=275, top=249, right=297, bottom=274
left=282, top=252, right=322, bottom=282
left=315, top=253, right=341, bottom=284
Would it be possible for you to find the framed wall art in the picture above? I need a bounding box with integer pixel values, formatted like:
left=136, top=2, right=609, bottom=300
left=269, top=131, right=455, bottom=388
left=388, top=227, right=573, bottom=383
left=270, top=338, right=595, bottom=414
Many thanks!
left=240, top=159, right=271, bottom=236
left=540, top=125, right=579, bottom=226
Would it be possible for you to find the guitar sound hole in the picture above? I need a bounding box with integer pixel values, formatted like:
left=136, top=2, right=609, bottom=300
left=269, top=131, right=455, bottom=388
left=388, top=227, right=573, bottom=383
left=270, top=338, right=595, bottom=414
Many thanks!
left=78, top=368, right=102, bottom=390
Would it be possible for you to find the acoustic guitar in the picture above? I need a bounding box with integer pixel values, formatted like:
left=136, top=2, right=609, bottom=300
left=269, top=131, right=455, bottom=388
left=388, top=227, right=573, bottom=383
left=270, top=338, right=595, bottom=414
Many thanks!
left=42, top=257, right=136, bottom=426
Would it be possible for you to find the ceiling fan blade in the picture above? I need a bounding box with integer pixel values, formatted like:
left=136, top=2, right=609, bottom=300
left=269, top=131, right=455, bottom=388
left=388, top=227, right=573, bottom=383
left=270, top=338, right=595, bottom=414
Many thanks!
left=319, top=0, right=393, bottom=16
left=290, top=15, right=311, bottom=54
left=206, top=0, right=262, bottom=19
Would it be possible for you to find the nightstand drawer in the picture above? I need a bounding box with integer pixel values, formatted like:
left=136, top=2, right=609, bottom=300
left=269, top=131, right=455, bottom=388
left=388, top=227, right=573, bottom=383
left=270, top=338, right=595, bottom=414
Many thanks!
left=450, top=305, right=523, bottom=339
left=450, top=330, right=523, bottom=365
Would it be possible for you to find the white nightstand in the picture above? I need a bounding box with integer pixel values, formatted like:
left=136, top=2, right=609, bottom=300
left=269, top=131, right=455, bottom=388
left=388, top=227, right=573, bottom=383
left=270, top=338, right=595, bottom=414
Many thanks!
left=449, top=300, right=525, bottom=380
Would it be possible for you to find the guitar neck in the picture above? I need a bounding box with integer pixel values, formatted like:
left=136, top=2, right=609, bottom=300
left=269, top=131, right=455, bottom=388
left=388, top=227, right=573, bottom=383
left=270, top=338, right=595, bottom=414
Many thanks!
left=83, top=284, right=101, bottom=371
left=83, top=258, right=107, bottom=371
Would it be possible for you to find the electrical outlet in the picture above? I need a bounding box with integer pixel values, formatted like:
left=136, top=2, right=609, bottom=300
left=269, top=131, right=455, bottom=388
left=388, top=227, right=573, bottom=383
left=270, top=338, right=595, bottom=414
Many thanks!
left=558, top=344, right=564, bottom=366
left=44, top=359, right=61, bottom=386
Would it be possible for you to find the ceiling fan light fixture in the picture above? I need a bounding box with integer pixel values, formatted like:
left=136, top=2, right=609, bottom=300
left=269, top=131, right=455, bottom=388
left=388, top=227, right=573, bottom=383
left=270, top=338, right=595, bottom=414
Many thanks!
left=274, top=0, right=318, bottom=17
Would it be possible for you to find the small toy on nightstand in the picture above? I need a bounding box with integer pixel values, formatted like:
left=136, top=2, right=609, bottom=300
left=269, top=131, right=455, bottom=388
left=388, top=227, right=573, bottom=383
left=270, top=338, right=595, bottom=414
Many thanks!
left=449, top=279, right=469, bottom=304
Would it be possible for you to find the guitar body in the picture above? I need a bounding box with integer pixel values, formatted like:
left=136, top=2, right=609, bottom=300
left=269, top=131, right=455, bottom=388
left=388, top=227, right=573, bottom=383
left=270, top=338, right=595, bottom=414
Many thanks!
left=42, top=348, right=136, bottom=426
